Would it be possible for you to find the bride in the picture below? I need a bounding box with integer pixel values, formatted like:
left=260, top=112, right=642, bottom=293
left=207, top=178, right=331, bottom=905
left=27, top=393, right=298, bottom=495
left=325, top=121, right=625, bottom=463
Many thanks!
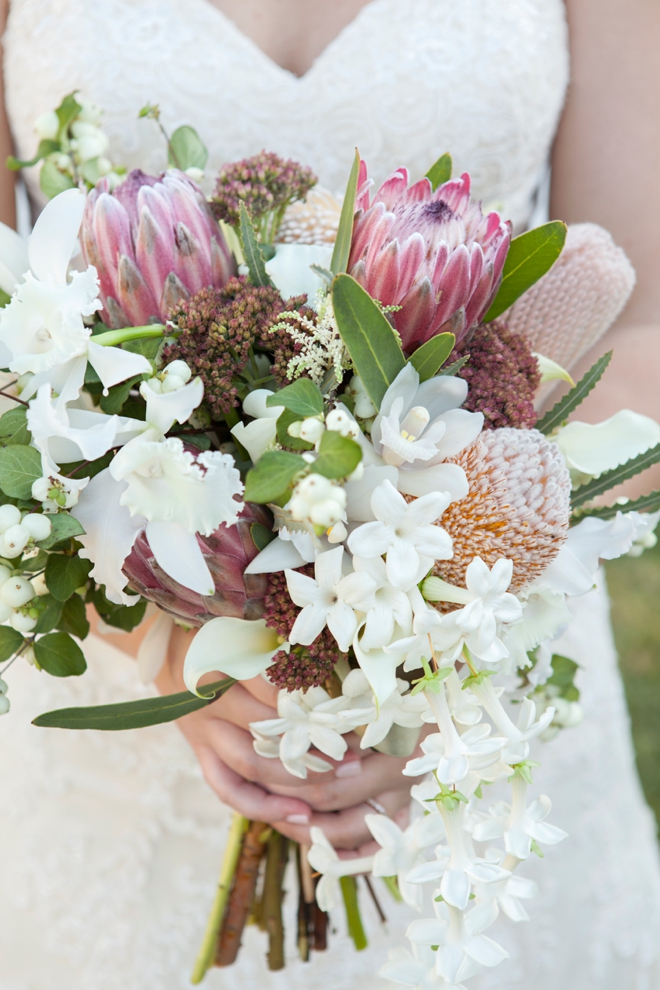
left=0, top=0, right=659, bottom=987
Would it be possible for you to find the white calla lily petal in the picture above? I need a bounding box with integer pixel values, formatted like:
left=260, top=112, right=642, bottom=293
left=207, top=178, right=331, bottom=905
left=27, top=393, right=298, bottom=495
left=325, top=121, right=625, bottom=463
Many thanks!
left=183, top=617, right=280, bottom=693
left=265, top=244, right=332, bottom=303
left=555, top=410, right=660, bottom=482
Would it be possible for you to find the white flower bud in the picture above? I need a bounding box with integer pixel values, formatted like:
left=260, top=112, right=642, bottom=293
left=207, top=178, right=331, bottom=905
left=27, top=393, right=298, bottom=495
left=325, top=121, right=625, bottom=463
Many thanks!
left=165, top=360, right=192, bottom=383
left=0, top=576, right=35, bottom=608
left=21, top=513, right=52, bottom=541
left=143, top=377, right=163, bottom=395
left=56, top=153, right=73, bottom=171
left=327, top=520, right=348, bottom=544
left=184, top=166, right=205, bottom=183
left=34, top=110, right=59, bottom=141
left=299, top=417, right=325, bottom=443
left=10, top=610, right=37, bottom=632
left=0, top=565, right=12, bottom=585
left=96, top=156, right=112, bottom=176
left=325, top=408, right=358, bottom=438
left=161, top=373, right=186, bottom=394
left=1, top=524, right=30, bottom=558
left=347, top=462, right=364, bottom=482
left=301, top=452, right=316, bottom=464
left=76, top=97, right=103, bottom=125
left=0, top=695, right=9, bottom=715
left=294, top=474, right=335, bottom=501
left=0, top=504, right=21, bottom=533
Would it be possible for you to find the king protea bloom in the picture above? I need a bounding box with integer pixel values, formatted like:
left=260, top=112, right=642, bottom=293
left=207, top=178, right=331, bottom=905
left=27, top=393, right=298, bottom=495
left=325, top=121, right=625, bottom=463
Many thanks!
left=348, top=163, right=511, bottom=350
left=81, top=169, right=236, bottom=327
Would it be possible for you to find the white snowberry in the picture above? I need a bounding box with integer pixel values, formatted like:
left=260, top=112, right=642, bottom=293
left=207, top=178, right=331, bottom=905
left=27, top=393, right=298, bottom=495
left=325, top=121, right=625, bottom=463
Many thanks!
left=0, top=504, right=21, bottom=533
left=0, top=576, right=36, bottom=608
left=10, top=610, right=37, bottom=632
left=1, top=524, right=30, bottom=558
left=21, top=513, right=52, bottom=542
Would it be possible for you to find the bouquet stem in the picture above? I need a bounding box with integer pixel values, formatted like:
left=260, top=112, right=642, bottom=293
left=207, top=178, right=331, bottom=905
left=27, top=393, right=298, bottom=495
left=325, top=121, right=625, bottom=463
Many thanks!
left=340, top=875, right=368, bottom=951
left=262, top=829, right=289, bottom=970
left=190, top=812, right=248, bottom=984
left=215, top=820, right=269, bottom=967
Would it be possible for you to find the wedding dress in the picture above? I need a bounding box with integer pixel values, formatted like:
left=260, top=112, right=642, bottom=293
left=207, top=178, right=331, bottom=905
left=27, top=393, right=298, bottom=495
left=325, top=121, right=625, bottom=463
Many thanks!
left=1, top=1, right=660, bottom=988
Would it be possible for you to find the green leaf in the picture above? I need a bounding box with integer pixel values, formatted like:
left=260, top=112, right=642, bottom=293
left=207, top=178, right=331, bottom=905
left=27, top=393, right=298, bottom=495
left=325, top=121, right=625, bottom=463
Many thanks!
left=313, top=429, right=362, bottom=480
left=57, top=451, right=114, bottom=483
left=571, top=443, right=660, bottom=509
left=243, top=450, right=306, bottom=504
left=332, top=273, right=406, bottom=410
left=0, top=626, right=24, bottom=662
left=250, top=522, right=275, bottom=551
left=33, top=594, right=64, bottom=634
left=6, top=138, right=60, bottom=171
left=0, top=406, right=31, bottom=447
left=168, top=125, right=208, bottom=171
left=17, top=548, right=48, bottom=572
left=45, top=554, right=92, bottom=602
left=39, top=160, right=76, bottom=200
left=572, top=488, right=660, bottom=522
left=184, top=433, right=212, bottom=451
left=425, top=152, right=452, bottom=190
left=122, top=335, right=163, bottom=361
left=0, top=444, right=43, bottom=499
left=34, top=632, right=87, bottom=678
left=100, top=375, right=142, bottom=414
left=35, top=513, right=86, bottom=550
left=484, top=221, right=567, bottom=322
left=536, top=351, right=613, bottom=436
left=547, top=654, right=579, bottom=689
left=408, top=333, right=455, bottom=381
left=91, top=586, right=147, bottom=631
left=275, top=408, right=314, bottom=451
left=267, top=379, right=323, bottom=417
left=330, top=149, right=361, bottom=276
left=55, top=93, right=82, bottom=135
left=238, top=202, right=273, bottom=288
left=57, top=593, right=90, bottom=639
left=32, top=677, right=236, bottom=730
left=80, top=157, right=108, bottom=186
left=0, top=287, right=10, bottom=308
left=438, top=355, right=469, bottom=377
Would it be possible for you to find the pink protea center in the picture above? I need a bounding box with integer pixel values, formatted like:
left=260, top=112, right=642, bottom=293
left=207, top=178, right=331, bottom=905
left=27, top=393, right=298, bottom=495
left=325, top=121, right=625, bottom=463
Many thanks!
left=433, top=428, right=571, bottom=592
left=348, top=163, right=511, bottom=351
left=122, top=502, right=271, bottom=626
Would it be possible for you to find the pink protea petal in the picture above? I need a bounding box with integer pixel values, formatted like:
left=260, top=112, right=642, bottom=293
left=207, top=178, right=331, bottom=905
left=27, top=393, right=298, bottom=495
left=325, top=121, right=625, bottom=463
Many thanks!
left=115, top=253, right=160, bottom=327
left=403, top=177, right=433, bottom=205
left=349, top=202, right=388, bottom=267
left=396, top=277, right=435, bottom=350
left=431, top=241, right=451, bottom=285
left=373, top=168, right=410, bottom=210
left=434, top=244, right=471, bottom=327
left=367, top=238, right=402, bottom=306
left=355, top=157, right=371, bottom=212
left=364, top=211, right=396, bottom=274
left=465, top=267, right=495, bottom=331
left=397, top=233, right=426, bottom=298
left=435, top=173, right=472, bottom=214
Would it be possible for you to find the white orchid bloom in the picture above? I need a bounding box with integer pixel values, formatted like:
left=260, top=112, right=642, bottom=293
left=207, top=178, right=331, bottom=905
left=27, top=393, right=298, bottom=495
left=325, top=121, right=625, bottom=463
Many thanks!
left=366, top=812, right=445, bottom=910
left=139, top=372, right=204, bottom=437
left=500, top=586, right=570, bottom=674
left=348, top=480, right=452, bottom=590
left=541, top=510, right=644, bottom=596
left=472, top=777, right=567, bottom=860
left=339, top=669, right=428, bottom=748
left=250, top=686, right=370, bottom=779
left=626, top=509, right=660, bottom=556
left=0, top=217, right=29, bottom=297
left=306, top=827, right=374, bottom=912
left=182, top=617, right=282, bottom=692
left=370, top=364, right=482, bottom=498
left=265, top=243, right=332, bottom=305
left=407, top=900, right=508, bottom=985
left=230, top=389, right=285, bottom=463
left=554, top=410, right=660, bottom=487
left=0, top=189, right=151, bottom=405
left=285, top=546, right=377, bottom=652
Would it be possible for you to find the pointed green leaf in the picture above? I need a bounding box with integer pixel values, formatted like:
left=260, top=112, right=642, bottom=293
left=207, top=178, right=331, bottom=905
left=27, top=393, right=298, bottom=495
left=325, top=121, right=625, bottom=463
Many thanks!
left=266, top=379, right=323, bottom=417
left=572, top=489, right=660, bottom=522
left=330, top=149, right=361, bottom=276
left=250, top=522, right=275, bottom=551
left=45, top=554, right=92, bottom=602
left=238, top=202, right=273, bottom=288
left=57, top=593, right=90, bottom=640
left=100, top=374, right=143, bottom=414
left=438, top=355, right=469, bottom=377
left=168, top=125, right=208, bottom=171
left=33, top=594, right=64, bottom=634
left=55, top=93, right=82, bottom=135
left=34, top=632, right=87, bottom=677
left=33, top=677, right=235, bottom=730
left=571, top=443, right=660, bottom=508
left=408, top=333, right=455, bottom=381
left=332, top=273, right=405, bottom=409
left=244, top=450, right=306, bottom=504
left=0, top=444, right=43, bottom=499
left=313, top=429, right=362, bottom=480
left=537, top=351, right=612, bottom=436
left=425, top=152, right=452, bottom=190
left=0, top=626, right=24, bottom=662
left=484, top=221, right=567, bottom=322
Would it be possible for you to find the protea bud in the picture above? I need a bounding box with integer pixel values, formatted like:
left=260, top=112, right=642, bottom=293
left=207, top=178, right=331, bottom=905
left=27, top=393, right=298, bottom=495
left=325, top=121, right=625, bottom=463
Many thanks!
left=348, top=163, right=511, bottom=351
left=81, top=169, right=236, bottom=328
left=122, top=502, right=271, bottom=626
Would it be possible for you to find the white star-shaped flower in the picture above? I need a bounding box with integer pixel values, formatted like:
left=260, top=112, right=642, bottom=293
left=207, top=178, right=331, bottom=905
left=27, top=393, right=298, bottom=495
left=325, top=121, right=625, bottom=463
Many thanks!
left=366, top=812, right=445, bottom=910
left=306, top=827, right=374, bottom=911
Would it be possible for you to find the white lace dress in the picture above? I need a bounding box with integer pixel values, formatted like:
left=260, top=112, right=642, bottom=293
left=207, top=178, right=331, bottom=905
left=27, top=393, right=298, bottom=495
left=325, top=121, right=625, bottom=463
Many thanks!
left=1, top=2, right=659, bottom=988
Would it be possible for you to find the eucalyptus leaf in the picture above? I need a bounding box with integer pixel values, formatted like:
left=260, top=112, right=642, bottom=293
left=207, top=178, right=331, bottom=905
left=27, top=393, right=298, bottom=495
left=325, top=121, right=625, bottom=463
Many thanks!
left=332, top=273, right=406, bottom=410
left=39, top=159, right=76, bottom=200
left=6, top=138, right=60, bottom=171
left=168, top=125, right=208, bottom=171
left=571, top=443, right=660, bottom=509
left=331, top=149, right=361, bottom=276
left=238, top=202, right=273, bottom=288
left=0, top=406, right=31, bottom=447
left=0, top=626, right=24, bottom=662
left=425, top=152, right=452, bottom=190
left=313, top=429, right=362, bottom=480
left=45, top=554, right=92, bottom=602
left=537, top=352, right=612, bottom=436
left=267, top=378, right=323, bottom=417
left=484, top=221, right=567, bottom=322
left=244, top=450, right=306, bottom=504
left=32, top=677, right=236, bottom=730
left=408, top=333, right=455, bottom=381
left=34, top=632, right=87, bottom=678
left=0, top=444, right=43, bottom=499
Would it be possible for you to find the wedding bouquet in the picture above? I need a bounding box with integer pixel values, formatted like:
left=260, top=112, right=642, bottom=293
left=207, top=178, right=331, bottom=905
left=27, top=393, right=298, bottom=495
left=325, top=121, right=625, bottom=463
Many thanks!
left=1, top=93, right=659, bottom=987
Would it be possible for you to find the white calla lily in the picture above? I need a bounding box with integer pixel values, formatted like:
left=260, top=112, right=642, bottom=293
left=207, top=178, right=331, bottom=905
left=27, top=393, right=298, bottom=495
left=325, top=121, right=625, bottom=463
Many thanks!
left=554, top=410, right=660, bottom=486
left=230, top=388, right=284, bottom=463
left=265, top=243, right=332, bottom=304
left=183, top=617, right=281, bottom=694
left=533, top=352, right=574, bottom=386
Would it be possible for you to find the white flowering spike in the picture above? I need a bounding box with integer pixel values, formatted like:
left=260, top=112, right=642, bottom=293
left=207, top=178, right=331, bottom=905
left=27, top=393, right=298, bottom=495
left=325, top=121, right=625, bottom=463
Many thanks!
left=467, top=679, right=554, bottom=763
left=473, top=776, right=567, bottom=860
left=385, top=607, right=462, bottom=672
left=366, top=813, right=445, bottom=910
left=285, top=546, right=377, bottom=652
left=407, top=900, right=508, bottom=984
left=404, top=717, right=505, bottom=787
left=473, top=866, right=538, bottom=923
left=306, top=827, right=374, bottom=912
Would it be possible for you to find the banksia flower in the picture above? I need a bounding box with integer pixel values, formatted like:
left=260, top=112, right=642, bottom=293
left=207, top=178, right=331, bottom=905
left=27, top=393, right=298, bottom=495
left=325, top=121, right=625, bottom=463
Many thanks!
left=348, top=163, right=511, bottom=351
left=122, top=502, right=271, bottom=626
left=433, top=428, right=571, bottom=592
left=278, top=186, right=342, bottom=245
left=453, top=321, right=540, bottom=430
left=81, top=169, right=236, bottom=327
left=211, top=151, right=317, bottom=244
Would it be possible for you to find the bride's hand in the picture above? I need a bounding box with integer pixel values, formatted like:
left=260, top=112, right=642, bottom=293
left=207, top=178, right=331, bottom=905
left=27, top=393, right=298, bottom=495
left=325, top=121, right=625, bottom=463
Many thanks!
left=156, top=622, right=420, bottom=849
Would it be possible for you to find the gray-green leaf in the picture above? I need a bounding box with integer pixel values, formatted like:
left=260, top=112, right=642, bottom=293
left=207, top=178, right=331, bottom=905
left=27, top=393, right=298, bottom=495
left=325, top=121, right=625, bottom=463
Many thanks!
left=39, top=160, right=76, bottom=200
left=330, top=149, right=361, bottom=276
left=332, top=273, right=405, bottom=410
left=36, top=513, right=86, bottom=550
left=484, top=221, right=567, bottom=322
left=267, top=378, right=323, bottom=417
left=0, top=406, right=31, bottom=447
left=34, top=632, right=87, bottom=678
left=0, top=444, right=43, bottom=499
left=168, top=125, right=208, bottom=171
left=408, top=333, right=455, bottom=381
left=32, top=677, right=236, bottom=730
left=313, top=429, right=362, bottom=480
left=537, top=352, right=612, bottom=436
left=45, top=554, right=92, bottom=602
left=238, top=202, right=273, bottom=288
left=425, top=153, right=452, bottom=190
left=243, top=450, right=306, bottom=504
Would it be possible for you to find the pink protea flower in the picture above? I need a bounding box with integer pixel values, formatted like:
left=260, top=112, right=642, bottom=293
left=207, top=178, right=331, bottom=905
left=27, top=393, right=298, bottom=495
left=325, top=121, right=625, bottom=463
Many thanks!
left=81, top=169, right=236, bottom=328
left=122, top=502, right=271, bottom=626
left=348, top=163, right=511, bottom=350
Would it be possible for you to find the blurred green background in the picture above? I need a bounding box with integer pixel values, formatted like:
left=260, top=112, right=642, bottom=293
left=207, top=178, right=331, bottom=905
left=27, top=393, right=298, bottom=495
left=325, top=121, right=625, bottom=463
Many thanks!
left=607, top=542, right=660, bottom=827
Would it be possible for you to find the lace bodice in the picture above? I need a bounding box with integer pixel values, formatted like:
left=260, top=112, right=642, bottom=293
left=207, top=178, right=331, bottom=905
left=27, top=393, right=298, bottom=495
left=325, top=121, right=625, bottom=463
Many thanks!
left=4, top=0, right=568, bottom=230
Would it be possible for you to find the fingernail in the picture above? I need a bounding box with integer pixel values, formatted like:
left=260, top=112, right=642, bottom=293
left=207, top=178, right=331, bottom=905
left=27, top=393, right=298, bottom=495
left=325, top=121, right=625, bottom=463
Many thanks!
left=336, top=759, right=362, bottom=778
left=285, top=813, right=310, bottom=824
